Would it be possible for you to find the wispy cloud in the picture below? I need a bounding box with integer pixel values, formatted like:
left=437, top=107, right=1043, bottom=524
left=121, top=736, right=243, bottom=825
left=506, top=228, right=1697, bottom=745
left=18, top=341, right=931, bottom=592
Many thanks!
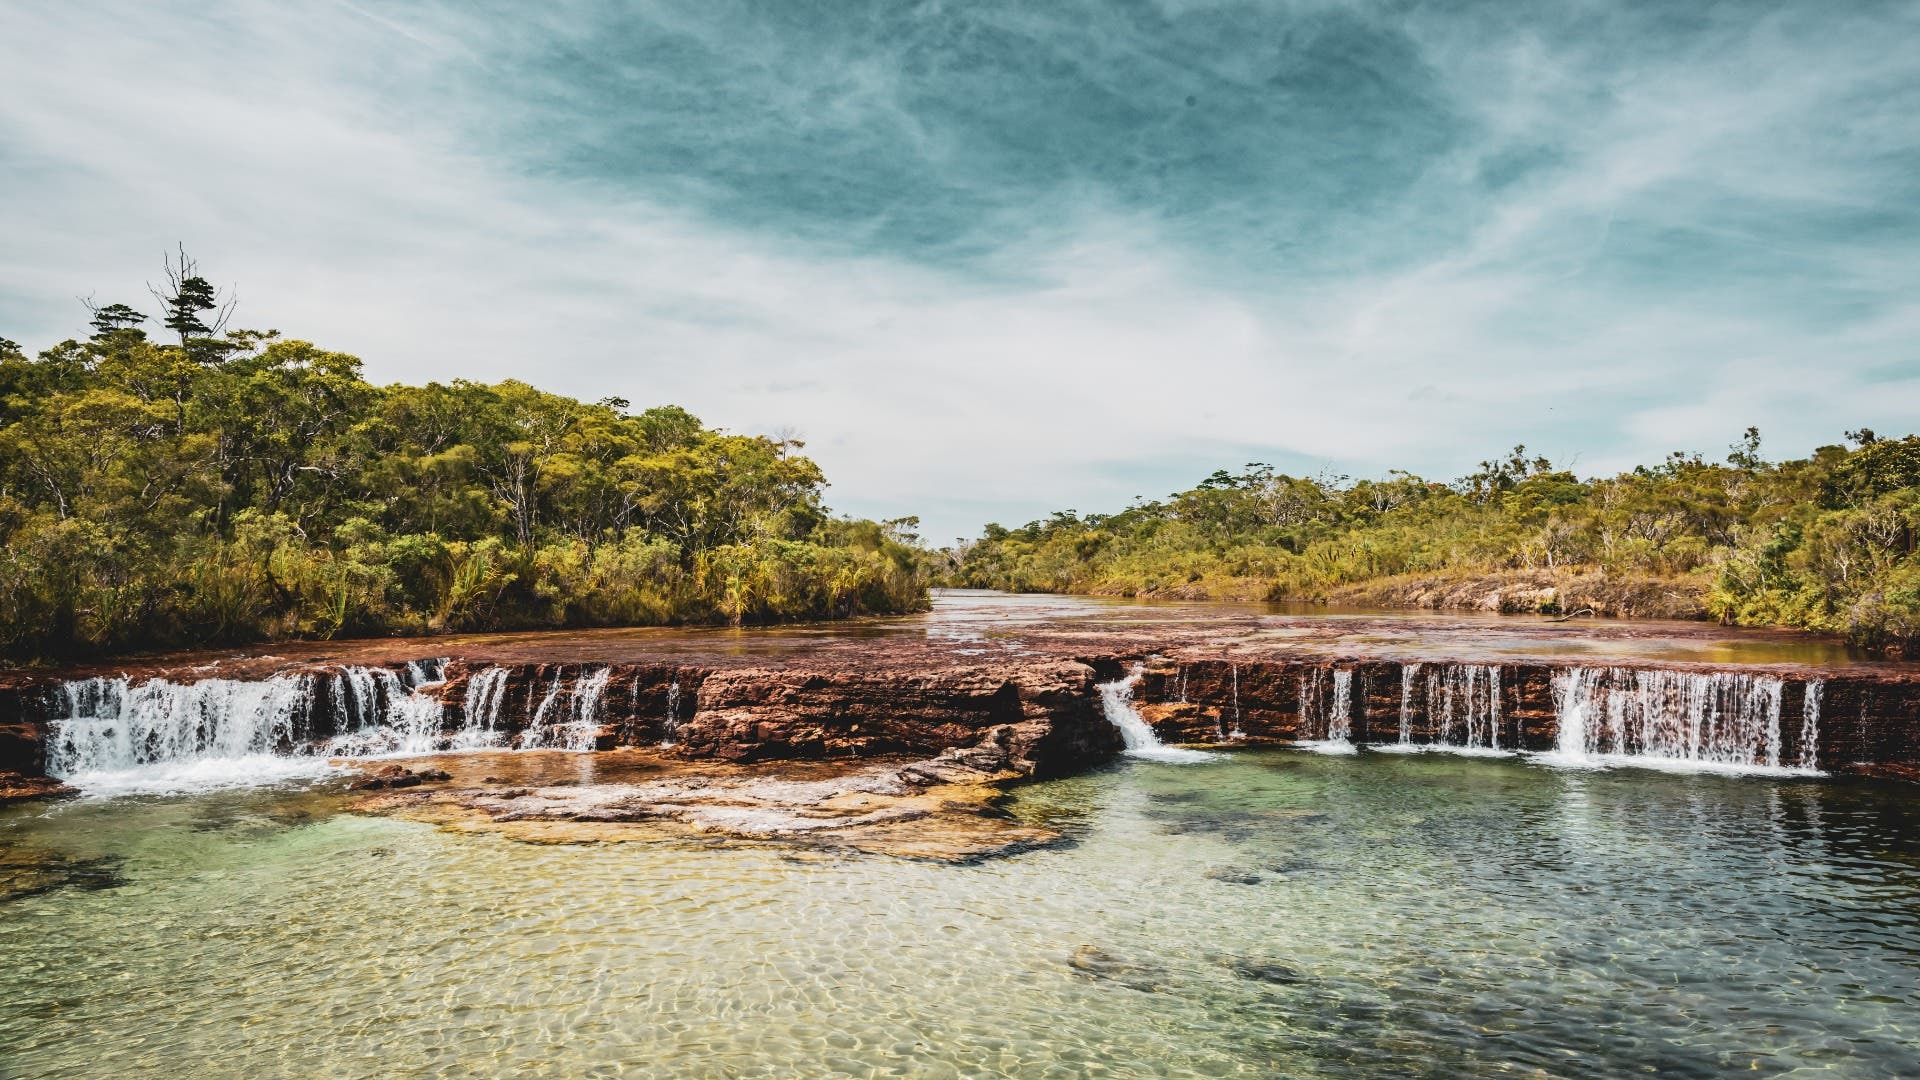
left=2, top=1, right=1917, bottom=540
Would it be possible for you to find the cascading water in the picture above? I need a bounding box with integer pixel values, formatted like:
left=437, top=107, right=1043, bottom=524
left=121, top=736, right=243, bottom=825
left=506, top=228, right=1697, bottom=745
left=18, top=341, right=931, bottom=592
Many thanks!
left=660, top=678, right=683, bottom=747
left=453, top=667, right=513, bottom=749
left=42, top=658, right=631, bottom=795
left=46, top=674, right=320, bottom=793
left=570, top=668, right=614, bottom=750
left=1228, top=664, right=1244, bottom=739
left=1398, top=663, right=1421, bottom=745
left=1430, top=664, right=1503, bottom=752
left=47, top=660, right=456, bottom=794
left=1297, top=666, right=1357, bottom=754
left=1328, top=670, right=1353, bottom=742
left=1372, top=663, right=1507, bottom=756
left=520, top=668, right=613, bottom=752
left=323, top=662, right=449, bottom=757
left=526, top=672, right=565, bottom=734
left=1098, top=665, right=1213, bottom=763
left=1549, top=667, right=1812, bottom=774
left=1800, top=681, right=1824, bottom=772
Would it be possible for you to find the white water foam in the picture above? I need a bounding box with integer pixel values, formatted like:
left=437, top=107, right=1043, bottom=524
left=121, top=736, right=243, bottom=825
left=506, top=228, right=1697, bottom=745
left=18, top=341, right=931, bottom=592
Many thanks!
left=452, top=666, right=513, bottom=749
left=1544, top=667, right=1822, bottom=776
left=520, top=667, right=613, bottom=752
left=47, top=674, right=317, bottom=790
left=1429, top=664, right=1501, bottom=751
left=1099, top=665, right=1215, bottom=763
left=56, top=755, right=344, bottom=798
left=1398, top=663, right=1421, bottom=746
left=660, top=678, right=683, bottom=747
left=1298, top=667, right=1357, bottom=754
left=43, top=659, right=500, bottom=796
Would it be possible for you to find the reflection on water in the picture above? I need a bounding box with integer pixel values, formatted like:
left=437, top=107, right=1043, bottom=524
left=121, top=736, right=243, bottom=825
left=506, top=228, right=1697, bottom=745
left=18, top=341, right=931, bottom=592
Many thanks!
left=4, top=751, right=1918, bottom=1077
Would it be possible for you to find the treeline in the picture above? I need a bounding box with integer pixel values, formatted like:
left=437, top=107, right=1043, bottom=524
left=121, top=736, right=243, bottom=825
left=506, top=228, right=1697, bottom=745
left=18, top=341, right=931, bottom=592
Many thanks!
left=0, top=254, right=927, bottom=661
left=946, top=431, right=1920, bottom=652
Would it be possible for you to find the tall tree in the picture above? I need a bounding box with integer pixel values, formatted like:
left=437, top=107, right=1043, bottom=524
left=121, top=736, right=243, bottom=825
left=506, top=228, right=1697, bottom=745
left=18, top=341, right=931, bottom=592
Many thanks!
left=148, top=245, right=234, bottom=353
left=82, top=298, right=148, bottom=340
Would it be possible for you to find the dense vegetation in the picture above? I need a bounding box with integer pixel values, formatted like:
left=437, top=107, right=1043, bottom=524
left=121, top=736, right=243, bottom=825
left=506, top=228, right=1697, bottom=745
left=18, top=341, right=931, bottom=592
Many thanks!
left=947, top=431, right=1920, bottom=652
left=0, top=255, right=926, bottom=661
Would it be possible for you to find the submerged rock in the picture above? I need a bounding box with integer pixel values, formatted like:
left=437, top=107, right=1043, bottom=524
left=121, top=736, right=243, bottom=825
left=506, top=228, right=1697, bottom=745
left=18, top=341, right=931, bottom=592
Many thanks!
left=1229, top=959, right=1305, bottom=985
left=1204, top=865, right=1265, bottom=885
left=351, top=751, right=1061, bottom=864
left=1067, top=946, right=1167, bottom=992
left=0, top=846, right=124, bottom=903
left=0, top=773, right=73, bottom=804
left=347, top=764, right=453, bottom=791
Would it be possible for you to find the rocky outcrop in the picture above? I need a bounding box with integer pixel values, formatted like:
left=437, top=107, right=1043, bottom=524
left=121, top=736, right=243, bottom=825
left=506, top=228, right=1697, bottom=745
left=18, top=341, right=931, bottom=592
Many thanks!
left=0, top=681, right=51, bottom=800
left=346, top=764, right=453, bottom=791
left=0, top=656, right=1125, bottom=802
left=356, top=746, right=1063, bottom=863
left=1127, top=657, right=1920, bottom=778
left=676, top=660, right=1116, bottom=776
left=1133, top=659, right=1559, bottom=747
left=6, top=598, right=1920, bottom=802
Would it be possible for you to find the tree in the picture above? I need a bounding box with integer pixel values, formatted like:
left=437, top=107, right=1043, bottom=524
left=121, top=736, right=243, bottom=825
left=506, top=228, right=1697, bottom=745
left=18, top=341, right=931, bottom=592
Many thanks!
left=0, top=252, right=931, bottom=660
left=83, top=299, right=148, bottom=340
left=1459, top=445, right=1551, bottom=504
left=1727, top=426, right=1764, bottom=470
left=148, top=245, right=234, bottom=353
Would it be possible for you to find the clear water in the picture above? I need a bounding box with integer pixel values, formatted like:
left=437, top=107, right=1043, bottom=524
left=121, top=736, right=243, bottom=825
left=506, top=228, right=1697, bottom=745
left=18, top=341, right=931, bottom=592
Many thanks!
left=5, top=750, right=1918, bottom=1077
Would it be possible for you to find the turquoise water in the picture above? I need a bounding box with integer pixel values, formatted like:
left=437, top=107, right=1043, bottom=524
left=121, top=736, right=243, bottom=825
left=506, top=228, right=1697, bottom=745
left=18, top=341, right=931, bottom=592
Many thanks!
left=4, top=750, right=1918, bottom=1077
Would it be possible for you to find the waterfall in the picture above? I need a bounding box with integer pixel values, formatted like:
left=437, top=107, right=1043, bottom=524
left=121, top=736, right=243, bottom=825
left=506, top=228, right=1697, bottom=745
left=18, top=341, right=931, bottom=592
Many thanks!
left=47, top=660, right=456, bottom=794
left=526, top=672, right=565, bottom=734
left=521, top=668, right=613, bottom=752
left=1800, top=681, right=1824, bottom=771
left=47, top=674, right=318, bottom=790
left=1549, top=667, right=1806, bottom=774
left=321, top=663, right=449, bottom=757
left=1228, top=664, right=1244, bottom=739
left=660, top=678, right=683, bottom=746
left=1552, top=668, right=1598, bottom=762
left=1098, top=665, right=1213, bottom=762
left=1398, top=663, right=1421, bottom=745
left=42, top=657, right=629, bottom=796
left=1369, top=663, right=1509, bottom=757
left=1429, top=664, right=1502, bottom=751
left=453, top=667, right=512, bottom=749
left=1297, top=666, right=1357, bottom=754
left=1328, top=669, right=1353, bottom=742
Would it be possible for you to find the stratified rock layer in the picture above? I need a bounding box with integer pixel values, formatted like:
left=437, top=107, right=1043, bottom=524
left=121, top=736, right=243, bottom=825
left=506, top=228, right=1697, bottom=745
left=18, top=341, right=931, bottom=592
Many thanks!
left=5, top=597, right=1920, bottom=801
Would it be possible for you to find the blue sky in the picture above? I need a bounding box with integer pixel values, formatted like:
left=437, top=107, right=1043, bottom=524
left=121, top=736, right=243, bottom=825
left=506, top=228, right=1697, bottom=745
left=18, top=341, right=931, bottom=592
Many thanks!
left=3, top=0, right=1919, bottom=542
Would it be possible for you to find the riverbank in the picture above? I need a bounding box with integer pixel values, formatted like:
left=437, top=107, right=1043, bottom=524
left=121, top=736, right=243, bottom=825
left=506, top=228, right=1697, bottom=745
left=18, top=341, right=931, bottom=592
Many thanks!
left=944, top=438, right=1920, bottom=654
left=1079, top=567, right=1708, bottom=620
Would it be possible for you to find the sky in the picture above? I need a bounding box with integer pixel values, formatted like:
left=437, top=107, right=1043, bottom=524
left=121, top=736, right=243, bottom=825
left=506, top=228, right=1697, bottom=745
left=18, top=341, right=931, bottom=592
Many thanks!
left=3, top=0, right=1919, bottom=543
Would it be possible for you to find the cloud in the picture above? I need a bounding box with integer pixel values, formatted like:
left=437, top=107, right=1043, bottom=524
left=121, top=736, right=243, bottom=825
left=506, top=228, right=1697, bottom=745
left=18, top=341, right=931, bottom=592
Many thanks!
left=2, top=1, right=1918, bottom=542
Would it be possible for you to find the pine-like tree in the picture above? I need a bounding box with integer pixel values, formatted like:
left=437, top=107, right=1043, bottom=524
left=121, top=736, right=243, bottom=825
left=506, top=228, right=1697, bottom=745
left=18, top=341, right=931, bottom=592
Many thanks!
left=148, top=245, right=235, bottom=354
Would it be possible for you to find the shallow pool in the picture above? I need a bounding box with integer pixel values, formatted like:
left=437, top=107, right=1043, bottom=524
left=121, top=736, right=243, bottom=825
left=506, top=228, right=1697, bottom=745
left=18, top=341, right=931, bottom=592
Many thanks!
left=4, top=749, right=1918, bottom=1077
